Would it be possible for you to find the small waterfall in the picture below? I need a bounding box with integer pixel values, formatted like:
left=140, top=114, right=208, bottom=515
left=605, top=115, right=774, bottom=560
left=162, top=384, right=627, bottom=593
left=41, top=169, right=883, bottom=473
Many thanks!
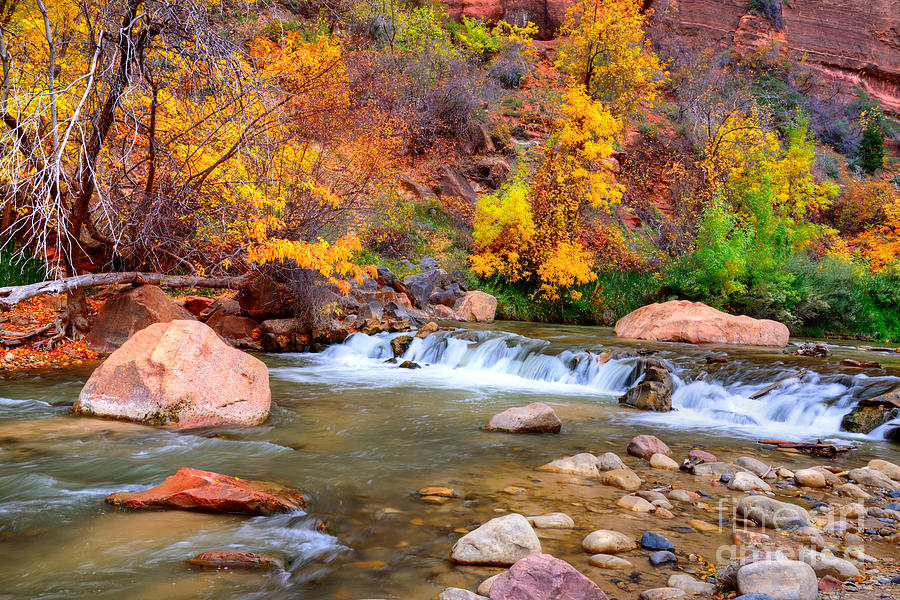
left=322, top=330, right=638, bottom=395
left=318, top=330, right=900, bottom=442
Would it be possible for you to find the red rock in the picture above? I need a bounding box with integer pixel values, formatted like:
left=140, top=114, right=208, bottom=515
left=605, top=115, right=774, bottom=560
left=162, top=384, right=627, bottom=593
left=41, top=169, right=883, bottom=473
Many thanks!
left=614, top=300, right=789, bottom=346
left=210, top=315, right=261, bottom=349
left=627, top=434, right=671, bottom=459
left=487, top=403, right=562, bottom=433
left=689, top=449, right=718, bottom=463
left=182, top=296, right=214, bottom=317
left=489, top=553, right=608, bottom=600
left=85, top=285, right=195, bottom=353
left=237, top=275, right=294, bottom=321
left=818, top=575, right=842, bottom=591
left=440, top=166, right=478, bottom=204
left=187, top=551, right=283, bottom=569
left=75, top=320, right=270, bottom=428
left=106, top=467, right=304, bottom=515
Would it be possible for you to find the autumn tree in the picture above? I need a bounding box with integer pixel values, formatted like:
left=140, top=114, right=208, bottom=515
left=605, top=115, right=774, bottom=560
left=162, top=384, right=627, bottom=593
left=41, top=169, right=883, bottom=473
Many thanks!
left=555, top=0, right=665, bottom=117
left=470, top=86, right=623, bottom=300
left=0, top=0, right=375, bottom=331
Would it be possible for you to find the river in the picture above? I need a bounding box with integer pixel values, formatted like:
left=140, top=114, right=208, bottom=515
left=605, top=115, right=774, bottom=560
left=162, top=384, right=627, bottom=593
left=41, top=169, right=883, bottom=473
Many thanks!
left=1, top=323, right=898, bottom=599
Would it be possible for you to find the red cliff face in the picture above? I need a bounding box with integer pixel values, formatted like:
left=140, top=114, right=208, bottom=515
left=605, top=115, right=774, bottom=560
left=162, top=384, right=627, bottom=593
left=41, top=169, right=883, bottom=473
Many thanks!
left=443, top=0, right=900, bottom=113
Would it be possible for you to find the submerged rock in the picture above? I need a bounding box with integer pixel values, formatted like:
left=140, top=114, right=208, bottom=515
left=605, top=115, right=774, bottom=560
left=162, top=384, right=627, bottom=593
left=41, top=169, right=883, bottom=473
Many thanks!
left=488, top=553, right=608, bottom=600
left=737, top=496, right=810, bottom=529
left=614, top=300, right=790, bottom=346
left=450, top=514, right=541, bottom=565
left=85, top=285, right=195, bottom=353
left=602, top=468, right=642, bottom=491
left=641, top=531, right=675, bottom=552
left=486, top=403, right=562, bottom=433
left=582, top=530, right=636, bottom=554
left=187, top=551, right=283, bottom=569
left=526, top=513, right=575, bottom=529
left=75, top=320, right=270, bottom=428
left=538, top=453, right=601, bottom=477
left=106, top=467, right=304, bottom=515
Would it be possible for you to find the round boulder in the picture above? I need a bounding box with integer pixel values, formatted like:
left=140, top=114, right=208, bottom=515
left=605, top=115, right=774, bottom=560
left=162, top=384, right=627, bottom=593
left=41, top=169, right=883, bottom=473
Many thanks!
left=486, top=403, right=562, bottom=433
left=614, top=300, right=790, bottom=346
left=488, top=553, right=608, bottom=600
left=74, top=320, right=271, bottom=428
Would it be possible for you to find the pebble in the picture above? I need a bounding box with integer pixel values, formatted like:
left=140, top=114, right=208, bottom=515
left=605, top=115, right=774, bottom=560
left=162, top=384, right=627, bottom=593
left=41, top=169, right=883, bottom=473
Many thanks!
left=688, top=519, right=718, bottom=533
left=794, top=468, right=827, bottom=488
left=650, top=453, right=679, bottom=470
left=619, top=495, right=655, bottom=512
left=582, top=530, right=637, bottom=554
left=836, top=483, right=871, bottom=499
left=667, top=573, right=714, bottom=594
left=589, top=553, right=633, bottom=569
left=649, top=551, right=677, bottom=566
left=728, top=471, right=771, bottom=492
left=640, top=531, right=674, bottom=552
left=476, top=574, right=500, bottom=596
left=639, top=588, right=686, bottom=600
left=667, top=489, right=692, bottom=502
left=734, top=456, right=771, bottom=477
left=526, top=513, right=575, bottom=529
left=603, top=468, right=642, bottom=491
left=439, top=588, right=487, bottom=600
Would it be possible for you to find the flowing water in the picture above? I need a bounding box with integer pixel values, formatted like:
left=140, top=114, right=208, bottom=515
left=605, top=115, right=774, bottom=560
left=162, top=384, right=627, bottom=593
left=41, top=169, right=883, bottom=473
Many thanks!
left=1, top=322, right=899, bottom=599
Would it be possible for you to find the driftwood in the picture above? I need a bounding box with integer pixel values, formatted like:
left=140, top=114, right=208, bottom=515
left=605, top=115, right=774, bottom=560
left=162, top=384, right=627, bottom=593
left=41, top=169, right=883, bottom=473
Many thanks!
left=0, top=272, right=252, bottom=310
left=758, top=439, right=855, bottom=458
left=748, top=370, right=809, bottom=400
left=0, top=316, right=66, bottom=348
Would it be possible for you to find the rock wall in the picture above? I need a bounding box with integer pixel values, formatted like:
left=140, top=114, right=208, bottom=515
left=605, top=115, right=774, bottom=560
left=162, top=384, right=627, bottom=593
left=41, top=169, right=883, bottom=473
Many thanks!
left=442, top=0, right=900, bottom=113
left=663, top=0, right=900, bottom=113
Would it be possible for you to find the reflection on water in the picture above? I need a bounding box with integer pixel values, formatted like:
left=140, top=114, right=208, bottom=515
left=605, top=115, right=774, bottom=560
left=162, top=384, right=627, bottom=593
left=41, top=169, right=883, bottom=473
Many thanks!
left=1, top=323, right=898, bottom=599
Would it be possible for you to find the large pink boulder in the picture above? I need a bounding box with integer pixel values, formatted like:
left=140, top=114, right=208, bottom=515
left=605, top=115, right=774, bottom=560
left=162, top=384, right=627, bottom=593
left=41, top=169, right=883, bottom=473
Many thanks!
left=85, top=285, right=195, bottom=353
left=455, top=291, right=497, bottom=322
left=74, top=320, right=270, bottom=427
left=614, top=300, right=789, bottom=346
left=489, top=553, right=608, bottom=600
left=106, top=467, right=303, bottom=515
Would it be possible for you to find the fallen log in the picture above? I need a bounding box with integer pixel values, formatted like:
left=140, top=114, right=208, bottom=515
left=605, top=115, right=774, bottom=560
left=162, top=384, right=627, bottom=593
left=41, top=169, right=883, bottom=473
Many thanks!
left=840, top=359, right=882, bottom=369
left=0, top=272, right=252, bottom=310
left=758, top=439, right=855, bottom=458
left=748, top=370, right=809, bottom=400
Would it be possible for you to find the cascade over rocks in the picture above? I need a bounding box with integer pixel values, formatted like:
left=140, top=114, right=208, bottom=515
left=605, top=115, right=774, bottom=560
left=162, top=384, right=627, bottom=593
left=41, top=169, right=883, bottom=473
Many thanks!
left=614, top=300, right=790, bottom=346
left=85, top=285, right=195, bottom=353
left=106, top=467, right=304, bottom=515
left=75, top=320, right=270, bottom=427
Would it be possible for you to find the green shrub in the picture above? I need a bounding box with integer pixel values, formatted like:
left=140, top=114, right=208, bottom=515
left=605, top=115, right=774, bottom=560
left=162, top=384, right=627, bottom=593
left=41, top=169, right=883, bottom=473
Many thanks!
left=0, top=245, right=46, bottom=287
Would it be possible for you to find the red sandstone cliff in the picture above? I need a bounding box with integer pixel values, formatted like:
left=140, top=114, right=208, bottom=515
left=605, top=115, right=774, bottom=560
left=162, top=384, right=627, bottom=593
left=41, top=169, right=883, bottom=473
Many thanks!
left=443, top=0, right=900, bottom=113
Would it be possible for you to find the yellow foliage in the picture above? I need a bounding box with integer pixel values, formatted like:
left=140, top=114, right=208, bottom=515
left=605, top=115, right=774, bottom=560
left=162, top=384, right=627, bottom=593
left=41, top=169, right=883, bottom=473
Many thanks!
left=555, top=0, right=666, bottom=117
left=470, top=85, right=620, bottom=300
